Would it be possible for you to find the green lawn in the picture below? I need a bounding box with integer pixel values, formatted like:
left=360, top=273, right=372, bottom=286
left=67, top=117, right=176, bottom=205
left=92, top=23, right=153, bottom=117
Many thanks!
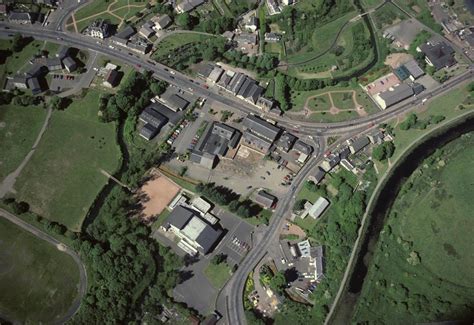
left=0, top=105, right=47, bottom=180
left=309, top=110, right=358, bottom=123
left=353, top=133, right=474, bottom=323
left=152, top=33, right=214, bottom=60
left=13, top=90, right=121, bottom=231
left=74, top=0, right=139, bottom=21
left=307, top=94, right=332, bottom=112
left=76, top=12, right=122, bottom=33
left=204, top=262, right=232, bottom=289
left=331, top=92, right=356, bottom=110
left=0, top=40, right=44, bottom=87
left=0, top=218, right=80, bottom=323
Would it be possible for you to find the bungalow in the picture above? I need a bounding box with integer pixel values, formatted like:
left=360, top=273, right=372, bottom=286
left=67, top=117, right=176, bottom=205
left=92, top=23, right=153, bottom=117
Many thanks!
left=103, top=69, right=122, bottom=88
left=62, top=56, right=77, bottom=72
left=254, top=190, right=277, bottom=209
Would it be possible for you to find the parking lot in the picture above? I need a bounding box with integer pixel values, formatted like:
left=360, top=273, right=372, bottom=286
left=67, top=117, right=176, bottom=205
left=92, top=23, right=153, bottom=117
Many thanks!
left=170, top=206, right=254, bottom=315
left=49, top=74, right=79, bottom=92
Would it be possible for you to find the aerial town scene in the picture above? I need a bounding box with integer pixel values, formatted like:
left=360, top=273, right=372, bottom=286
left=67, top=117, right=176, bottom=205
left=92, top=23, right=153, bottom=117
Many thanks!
left=0, top=0, right=473, bottom=324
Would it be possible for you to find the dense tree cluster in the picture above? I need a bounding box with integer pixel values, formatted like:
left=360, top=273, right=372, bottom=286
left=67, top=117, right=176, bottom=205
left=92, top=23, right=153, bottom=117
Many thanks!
left=195, top=182, right=264, bottom=220
left=99, top=71, right=167, bottom=123
left=400, top=113, right=446, bottom=131
left=372, top=141, right=396, bottom=161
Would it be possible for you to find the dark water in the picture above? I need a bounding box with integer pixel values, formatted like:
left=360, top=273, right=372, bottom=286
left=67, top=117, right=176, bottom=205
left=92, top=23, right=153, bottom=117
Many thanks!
left=347, top=115, right=474, bottom=294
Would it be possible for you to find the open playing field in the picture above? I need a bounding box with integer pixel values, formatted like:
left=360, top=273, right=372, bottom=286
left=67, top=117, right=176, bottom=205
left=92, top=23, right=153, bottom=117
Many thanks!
left=353, top=133, right=474, bottom=323
left=0, top=105, right=47, bottom=180
left=138, top=169, right=181, bottom=221
left=13, top=90, right=121, bottom=231
left=0, top=218, right=80, bottom=323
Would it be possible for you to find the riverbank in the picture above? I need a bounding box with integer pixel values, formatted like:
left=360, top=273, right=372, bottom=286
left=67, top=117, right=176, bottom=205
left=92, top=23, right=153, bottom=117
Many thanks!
left=326, top=110, right=474, bottom=324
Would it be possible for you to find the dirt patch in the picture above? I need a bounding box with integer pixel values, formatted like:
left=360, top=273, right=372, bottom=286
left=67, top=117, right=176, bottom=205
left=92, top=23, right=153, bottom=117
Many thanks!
left=137, top=169, right=181, bottom=221
left=281, top=222, right=306, bottom=238
left=384, top=53, right=414, bottom=68
left=329, top=106, right=341, bottom=115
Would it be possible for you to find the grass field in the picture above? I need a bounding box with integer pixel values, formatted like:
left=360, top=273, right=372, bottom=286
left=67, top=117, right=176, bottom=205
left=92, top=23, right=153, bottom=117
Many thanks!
left=307, top=94, right=332, bottom=112
left=13, top=89, right=121, bottom=231
left=0, top=40, right=44, bottom=87
left=152, top=33, right=214, bottom=60
left=0, top=218, right=80, bottom=323
left=353, top=133, right=474, bottom=323
left=204, top=262, right=232, bottom=289
left=0, top=105, right=47, bottom=180
left=332, top=92, right=356, bottom=110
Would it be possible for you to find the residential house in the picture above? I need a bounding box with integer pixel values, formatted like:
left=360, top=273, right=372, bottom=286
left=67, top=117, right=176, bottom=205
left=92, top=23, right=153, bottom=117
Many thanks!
left=46, top=57, right=63, bottom=71
left=56, top=46, right=70, bottom=60
left=27, top=77, right=42, bottom=95
left=256, top=97, right=275, bottom=112
left=245, top=16, right=258, bottom=32
left=176, top=0, right=205, bottom=13
left=8, top=11, right=33, bottom=24
left=367, top=130, right=384, bottom=144
left=320, top=154, right=340, bottom=172
left=86, top=19, right=112, bottom=39
left=152, top=14, right=172, bottom=30
left=207, top=66, right=224, bottom=84
left=139, top=21, right=155, bottom=39
left=308, top=167, right=325, bottom=185
left=111, top=26, right=136, bottom=46
left=103, top=69, right=122, bottom=88
left=264, top=32, right=282, bottom=42
left=235, top=32, right=258, bottom=45
left=349, top=136, right=370, bottom=154
left=242, top=115, right=281, bottom=142
left=403, top=59, right=425, bottom=80
left=254, top=190, right=277, bottom=209
left=127, top=36, right=151, bottom=54
left=275, top=131, right=297, bottom=152
left=62, top=56, right=77, bottom=72
left=419, top=41, right=456, bottom=70
left=267, top=0, right=281, bottom=15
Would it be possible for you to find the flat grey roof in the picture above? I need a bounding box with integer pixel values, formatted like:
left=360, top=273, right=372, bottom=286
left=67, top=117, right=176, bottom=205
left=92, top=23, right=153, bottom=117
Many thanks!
left=242, top=115, right=281, bottom=142
left=166, top=205, right=195, bottom=229
left=139, top=106, right=168, bottom=128
left=167, top=94, right=189, bottom=110
left=379, top=83, right=414, bottom=107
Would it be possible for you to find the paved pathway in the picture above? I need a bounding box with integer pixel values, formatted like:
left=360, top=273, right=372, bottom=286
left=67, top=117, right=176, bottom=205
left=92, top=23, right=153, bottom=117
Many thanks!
left=0, top=208, right=88, bottom=324
left=0, top=107, right=53, bottom=198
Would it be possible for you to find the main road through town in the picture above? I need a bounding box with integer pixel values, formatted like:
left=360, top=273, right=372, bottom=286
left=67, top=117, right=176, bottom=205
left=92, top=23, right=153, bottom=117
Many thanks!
left=0, top=21, right=472, bottom=325
left=0, top=22, right=472, bottom=139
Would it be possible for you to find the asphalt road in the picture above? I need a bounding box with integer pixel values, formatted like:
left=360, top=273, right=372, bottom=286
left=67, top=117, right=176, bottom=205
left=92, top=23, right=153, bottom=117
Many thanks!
left=0, top=23, right=472, bottom=138
left=0, top=208, right=88, bottom=324
left=0, top=18, right=472, bottom=325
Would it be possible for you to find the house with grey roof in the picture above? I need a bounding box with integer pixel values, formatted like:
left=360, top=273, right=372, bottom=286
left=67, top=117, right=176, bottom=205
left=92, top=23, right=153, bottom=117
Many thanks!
left=235, top=32, right=258, bottom=45
left=46, top=57, right=62, bottom=71
left=8, top=11, right=33, bottom=24
left=242, top=131, right=274, bottom=154
left=419, top=41, right=456, bottom=70
left=367, top=130, right=384, bottom=144
left=242, top=115, right=281, bottom=142
left=349, top=136, right=370, bottom=154
left=308, top=167, right=325, bottom=185
left=163, top=204, right=223, bottom=255
left=176, top=0, right=205, bottom=13
left=127, top=36, right=151, bottom=54
left=56, top=46, right=70, bottom=60
left=139, top=21, right=155, bottom=39
left=264, top=32, right=282, bottom=42
left=164, top=94, right=189, bottom=112
left=27, top=77, right=42, bottom=95
left=375, top=83, right=414, bottom=109
left=62, top=56, right=77, bottom=72
left=403, top=59, right=425, bottom=80
left=275, top=132, right=297, bottom=152
left=256, top=97, right=275, bottom=112
left=254, top=190, right=277, bottom=209
left=10, top=75, right=28, bottom=89
left=293, top=140, right=313, bottom=156
left=26, top=65, right=47, bottom=78
left=244, top=16, right=258, bottom=32
left=207, top=66, right=224, bottom=84
left=103, top=69, right=122, bottom=88
left=320, top=154, right=340, bottom=172
left=111, top=26, right=136, bottom=46
left=153, top=15, right=171, bottom=30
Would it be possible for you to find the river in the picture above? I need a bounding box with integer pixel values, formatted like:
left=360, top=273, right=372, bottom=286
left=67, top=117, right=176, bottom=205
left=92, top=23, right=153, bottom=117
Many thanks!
left=332, top=114, right=474, bottom=323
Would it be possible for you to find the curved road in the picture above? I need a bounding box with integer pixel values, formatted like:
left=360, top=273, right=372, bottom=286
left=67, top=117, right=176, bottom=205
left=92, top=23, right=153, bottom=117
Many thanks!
left=0, top=208, right=87, bottom=324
